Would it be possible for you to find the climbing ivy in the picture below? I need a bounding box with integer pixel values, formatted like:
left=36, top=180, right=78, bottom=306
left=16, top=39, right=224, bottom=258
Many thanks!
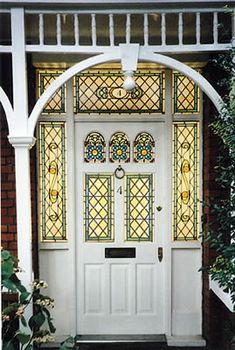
left=204, top=48, right=235, bottom=307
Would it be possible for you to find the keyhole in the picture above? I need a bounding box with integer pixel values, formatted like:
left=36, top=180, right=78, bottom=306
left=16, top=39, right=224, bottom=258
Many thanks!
left=117, top=186, right=122, bottom=195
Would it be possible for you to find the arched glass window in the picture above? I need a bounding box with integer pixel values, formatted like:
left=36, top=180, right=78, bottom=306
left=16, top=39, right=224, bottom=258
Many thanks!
left=84, top=132, right=106, bottom=163
left=109, top=132, right=130, bottom=163
left=133, top=132, right=155, bottom=163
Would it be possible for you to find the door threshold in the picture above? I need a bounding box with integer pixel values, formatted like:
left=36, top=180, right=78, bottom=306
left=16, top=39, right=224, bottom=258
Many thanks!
left=76, top=334, right=166, bottom=343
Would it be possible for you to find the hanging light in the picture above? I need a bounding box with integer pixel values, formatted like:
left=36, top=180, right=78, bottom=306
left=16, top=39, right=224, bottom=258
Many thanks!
left=122, top=70, right=136, bottom=91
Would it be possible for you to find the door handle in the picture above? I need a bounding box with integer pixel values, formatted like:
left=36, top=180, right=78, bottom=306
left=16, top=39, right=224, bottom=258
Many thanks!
left=156, top=205, right=162, bottom=212
left=158, top=247, right=163, bottom=262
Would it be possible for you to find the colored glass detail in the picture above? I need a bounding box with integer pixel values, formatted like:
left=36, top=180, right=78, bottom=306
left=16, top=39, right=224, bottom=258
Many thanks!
left=109, top=132, right=130, bottom=163
left=84, top=174, right=114, bottom=242
left=74, top=70, right=165, bottom=113
left=38, top=70, right=66, bottom=114
left=173, top=122, right=199, bottom=241
left=173, top=72, right=199, bottom=113
left=125, top=174, right=154, bottom=241
left=39, top=122, right=67, bottom=241
left=134, top=132, right=155, bottom=163
left=84, top=132, right=106, bottom=163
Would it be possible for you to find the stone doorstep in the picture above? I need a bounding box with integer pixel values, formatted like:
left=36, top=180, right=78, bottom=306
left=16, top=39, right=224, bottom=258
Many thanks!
left=166, top=336, right=206, bottom=347
left=40, top=334, right=206, bottom=349
left=76, top=334, right=166, bottom=342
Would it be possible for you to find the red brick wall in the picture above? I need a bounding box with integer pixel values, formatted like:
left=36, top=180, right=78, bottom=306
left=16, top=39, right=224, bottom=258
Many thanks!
left=1, top=111, right=17, bottom=255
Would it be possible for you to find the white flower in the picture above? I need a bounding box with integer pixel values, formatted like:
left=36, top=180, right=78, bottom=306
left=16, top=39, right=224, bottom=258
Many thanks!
left=34, top=334, right=54, bottom=344
left=15, top=305, right=24, bottom=317
left=2, top=314, right=10, bottom=321
left=35, top=297, right=54, bottom=308
left=32, top=280, right=48, bottom=290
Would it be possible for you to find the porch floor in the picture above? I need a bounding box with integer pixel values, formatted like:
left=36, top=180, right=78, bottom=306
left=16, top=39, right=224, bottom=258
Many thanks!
left=42, top=334, right=208, bottom=350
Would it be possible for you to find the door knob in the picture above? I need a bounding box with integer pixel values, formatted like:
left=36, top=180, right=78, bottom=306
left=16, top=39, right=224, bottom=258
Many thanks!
left=158, top=247, right=163, bottom=262
left=156, top=205, right=162, bottom=212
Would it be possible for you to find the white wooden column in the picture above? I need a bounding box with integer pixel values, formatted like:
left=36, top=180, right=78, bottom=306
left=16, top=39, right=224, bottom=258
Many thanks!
left=10, top=8, right=34, bottom=292
left=8, top=137, right=36, bottom=289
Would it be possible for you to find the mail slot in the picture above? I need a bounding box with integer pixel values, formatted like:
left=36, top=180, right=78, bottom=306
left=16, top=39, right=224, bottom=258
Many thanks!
left=105, top=247, right=136, bottom=258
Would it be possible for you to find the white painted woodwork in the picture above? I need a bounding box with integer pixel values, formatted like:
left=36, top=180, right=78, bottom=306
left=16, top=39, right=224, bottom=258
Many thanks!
left=196, top=12, right=201, bottom=45
left=75, top=121, right=166, bottom=334
left=28, top=50, right=222, bottom=135
left=178, top=13, right=183, bottom=46
left=56, top=14, right=62, bottom=46
left=11, top=8, right=28, bottom=134
left=74, top=14, right=79, bottom=46
left=109, top=14, right=114, bottom=46
left=1, top=7, right=232, bottom=55
left=144, top=13, right=149, bottom=46
left=171, top=248, right=202, bottom=335
left=8, top=137, right=36, bottom=323
left=161, top=13, right=166, bottom=46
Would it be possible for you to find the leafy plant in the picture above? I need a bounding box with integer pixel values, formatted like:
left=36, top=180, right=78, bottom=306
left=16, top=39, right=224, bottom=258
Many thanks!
left=204, top=48, right=235, bottom=306
left=1, top=248, right=56, bottom=350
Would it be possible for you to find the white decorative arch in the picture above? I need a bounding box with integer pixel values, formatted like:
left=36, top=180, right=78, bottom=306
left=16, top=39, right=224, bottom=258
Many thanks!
left=0, top=87, right=14, bottom=132
left=28, top=48, right=223, bottom=135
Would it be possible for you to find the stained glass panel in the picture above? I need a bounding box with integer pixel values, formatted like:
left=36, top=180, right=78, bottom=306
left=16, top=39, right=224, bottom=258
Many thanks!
left=109, top=132, right=130, bottom=163
left=173, top=72, right=199, bottom=114
left=84, top=174, right=114, bottom=242
left=173, top=122, right=199, bottom=240
left=38, top=70, right=66, bottom=114
left=125, top=174, right=154, bottom=241
left=84, top=132, right=106, bottom=163
left=39, top=122, right=67, bottom=241
left=134, top=132, right=155, bottom=163
left=74, top=70, right=165, bottom=113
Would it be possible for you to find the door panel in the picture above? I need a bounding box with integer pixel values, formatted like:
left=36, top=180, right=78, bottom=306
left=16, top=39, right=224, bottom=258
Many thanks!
left=76, top=121, right=166, bottom=334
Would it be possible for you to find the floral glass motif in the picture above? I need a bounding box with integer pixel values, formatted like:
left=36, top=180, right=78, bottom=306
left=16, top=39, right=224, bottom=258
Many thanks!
left=173, top=122, right=199, bottom=241
left=134, top=132, right=155, bottom=163
left=173, top=72, right=199, bottom=114
left=84, top=174, right=114, bottom=242
left=38, top=70, right=66, bottom=114
left=125, top=174, right=154, bottom=241
left=109, top=132, right=130, bottom=163
left=84, top=132, right=106, bottom=163
left=38, top=122, right=67, bottom=241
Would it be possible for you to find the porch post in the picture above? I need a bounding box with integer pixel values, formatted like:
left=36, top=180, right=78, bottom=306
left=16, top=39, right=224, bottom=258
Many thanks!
left=9, top=7, right=35, bottom=319
left=8, top=137, right=36, bottom=286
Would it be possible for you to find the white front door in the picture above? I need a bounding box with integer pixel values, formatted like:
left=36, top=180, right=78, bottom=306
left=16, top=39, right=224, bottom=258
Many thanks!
left=75, top=121, right=167, bottom=335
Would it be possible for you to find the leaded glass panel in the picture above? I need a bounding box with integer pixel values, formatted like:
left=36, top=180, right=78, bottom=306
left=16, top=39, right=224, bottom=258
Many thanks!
left=173, top=122, right=199, bottom=241
left=84, top=174, right=114, bottom=242
left=74, top=70, right=165, bottom=113
left=125, top=174, right=154, bottom=241
left=109, top=132, right=130, bottom=163
left=38, top=122, right=67, bottom=241
left=38, top=70, right=66, bottom=114
left=173, top=72, right=199, bottom=114
left=134, top=132, right=155, bottom=163
left=84, top=132, right=106, bottom=163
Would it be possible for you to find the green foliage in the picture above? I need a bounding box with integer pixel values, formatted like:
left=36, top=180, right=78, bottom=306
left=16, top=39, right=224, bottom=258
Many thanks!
left=204, top=48, right=235, bottom=307
left=1, top=249, right=56, bottom=349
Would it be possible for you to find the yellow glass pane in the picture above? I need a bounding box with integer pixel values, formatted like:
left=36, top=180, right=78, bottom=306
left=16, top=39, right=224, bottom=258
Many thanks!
left=84, top=174, right=114, bottom=242
left=172, top=122, right=199, bottom=240
left=125, top=174, right=154, bottom=241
